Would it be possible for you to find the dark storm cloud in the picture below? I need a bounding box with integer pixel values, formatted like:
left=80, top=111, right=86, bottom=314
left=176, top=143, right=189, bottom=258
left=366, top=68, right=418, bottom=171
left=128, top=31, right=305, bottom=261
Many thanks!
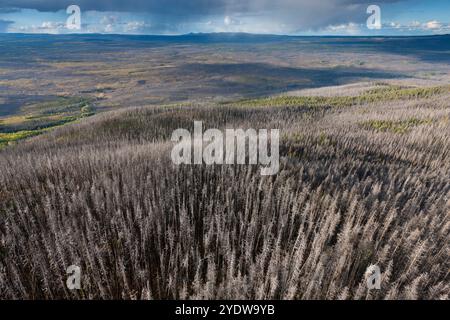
left=0, top=0, right=243, bottom=14
left=0, top=0, right=401, bottom=15
left=0, top=0, right=404, bottom=31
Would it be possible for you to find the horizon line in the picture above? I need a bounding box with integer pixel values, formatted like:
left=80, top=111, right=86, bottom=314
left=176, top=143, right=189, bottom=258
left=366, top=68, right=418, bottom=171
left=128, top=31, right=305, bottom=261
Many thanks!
left=1, top=31, right=449, bottom=38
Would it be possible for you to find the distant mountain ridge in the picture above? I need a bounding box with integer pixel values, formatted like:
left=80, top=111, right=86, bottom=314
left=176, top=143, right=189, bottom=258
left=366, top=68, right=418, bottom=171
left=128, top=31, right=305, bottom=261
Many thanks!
left=1, top=31, right=449, bottom=41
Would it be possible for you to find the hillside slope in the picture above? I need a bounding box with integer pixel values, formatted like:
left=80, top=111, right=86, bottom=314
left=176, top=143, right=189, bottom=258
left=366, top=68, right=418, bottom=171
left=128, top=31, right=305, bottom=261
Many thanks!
left=0, top=86, right=449, bottom=299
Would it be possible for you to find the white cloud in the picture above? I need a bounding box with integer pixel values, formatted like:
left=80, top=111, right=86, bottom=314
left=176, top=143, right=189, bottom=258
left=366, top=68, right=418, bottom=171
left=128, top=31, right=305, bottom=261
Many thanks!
left=100, top=15, right=118, bottom=32
left=41, top=21, right=59, bottom=29
left=408, top=21, right=421, bottom=28
left=324, top=22, right=361, bottom=35
left=124, top=21, right=150, bottom=33
left=389, top=22, right=401, bottom=29
left=9, top=20, right=66, bottom=34
left=370, top=20, right=450, bottom=35
left=103, top=24, right=114, bottom=32
left=101, top=15, right=118, bottom=26
left=424, top=20, right=442, bottom=30
left=224, top=15, right=240, bottom=27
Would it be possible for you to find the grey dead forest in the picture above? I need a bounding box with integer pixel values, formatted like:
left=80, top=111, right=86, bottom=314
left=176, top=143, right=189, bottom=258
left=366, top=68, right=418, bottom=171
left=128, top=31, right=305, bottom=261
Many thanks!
left=1, top=93, right=449, bottom=299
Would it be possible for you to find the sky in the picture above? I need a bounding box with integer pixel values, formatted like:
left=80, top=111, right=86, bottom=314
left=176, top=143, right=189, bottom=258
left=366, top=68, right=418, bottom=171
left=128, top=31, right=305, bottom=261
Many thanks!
left=0, top=0, right=449, bottom=35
